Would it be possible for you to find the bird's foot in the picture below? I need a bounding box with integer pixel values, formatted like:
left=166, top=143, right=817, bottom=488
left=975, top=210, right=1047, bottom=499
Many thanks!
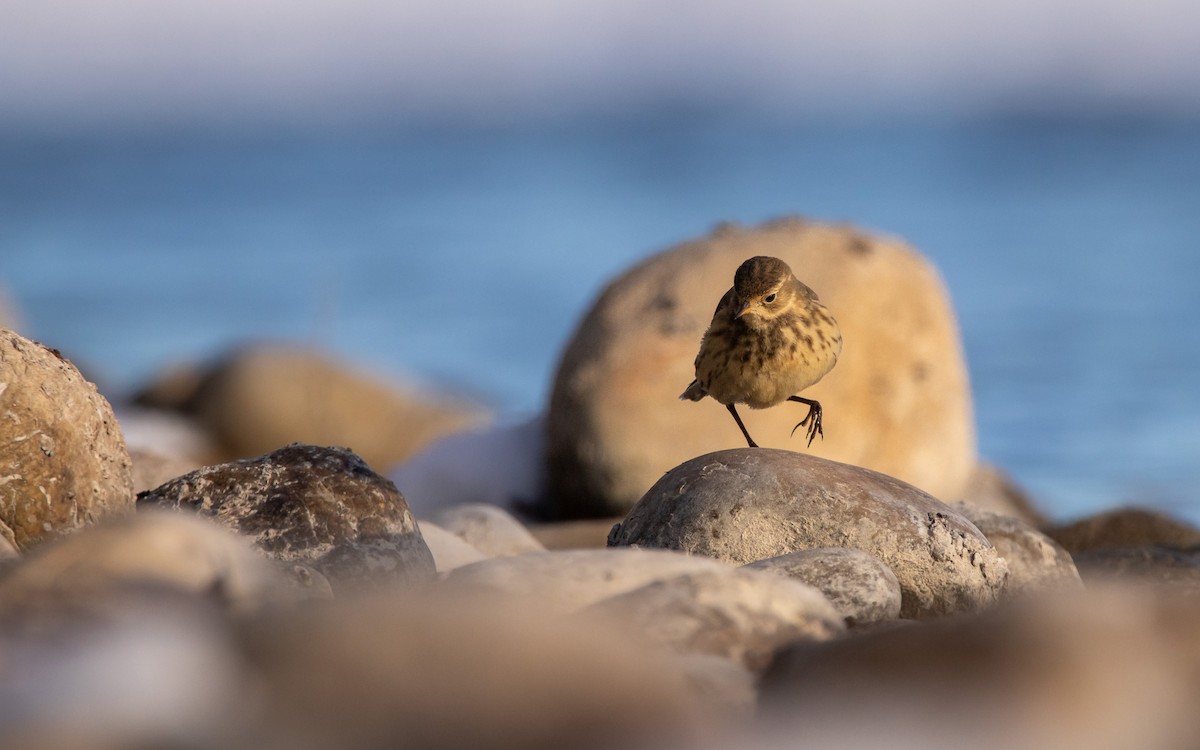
left=789, top=401, right=824, bottom=448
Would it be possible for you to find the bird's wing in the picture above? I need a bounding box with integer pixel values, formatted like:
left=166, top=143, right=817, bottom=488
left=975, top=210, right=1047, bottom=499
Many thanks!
left=792, top=278, right=819, bottom=301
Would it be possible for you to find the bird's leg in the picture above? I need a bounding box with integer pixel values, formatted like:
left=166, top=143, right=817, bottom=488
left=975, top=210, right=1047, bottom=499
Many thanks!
left=787, top=396, right=824, bottom=447
left=726, top=403, right=758, bottom=448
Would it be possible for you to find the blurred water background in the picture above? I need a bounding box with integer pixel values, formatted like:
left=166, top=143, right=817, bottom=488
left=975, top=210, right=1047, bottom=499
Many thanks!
left=2, top=0, right=1198, bottom=522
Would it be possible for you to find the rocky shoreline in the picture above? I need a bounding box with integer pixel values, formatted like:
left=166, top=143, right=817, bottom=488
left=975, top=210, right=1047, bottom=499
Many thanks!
left=2, top=219, right=1199, bottom=750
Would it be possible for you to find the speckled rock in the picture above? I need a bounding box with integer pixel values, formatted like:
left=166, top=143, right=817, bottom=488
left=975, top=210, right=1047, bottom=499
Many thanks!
left=237, top=594, right=705, bottom=750
left=446, top=548, right=734, bottom=613
left=137, top=443, right=435, bottom=588
left=952, top=504, right=1081, bottom=593
left=608, top=449, right=1007, bottom=618
left=759, top=585, right=1200, bottom=750
left=584, top=568, right=843, bottom=672
left=432, top=503, right=545, bottom=557
left=136, top=344, right=489, bottom=472
left=418, top=521, right=488, bottom=573
left=1046, top=507, right=1200, bottom=554
left=743, top=548, right=902, bottom=625
left=0, top=511, right=300, bottom=623
left=546, top=218, right=975, bottom=518
left=0, top=330, right=133, bottom=551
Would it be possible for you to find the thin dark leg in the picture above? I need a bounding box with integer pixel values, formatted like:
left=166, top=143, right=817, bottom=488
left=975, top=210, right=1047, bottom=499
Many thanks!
left=726, top=403, right=758, bottom=448
left=787, top=396, right=824, bottom=447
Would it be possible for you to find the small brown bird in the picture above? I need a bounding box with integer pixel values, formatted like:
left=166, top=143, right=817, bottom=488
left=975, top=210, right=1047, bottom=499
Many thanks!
left=681, top=256, right=842, bottom=448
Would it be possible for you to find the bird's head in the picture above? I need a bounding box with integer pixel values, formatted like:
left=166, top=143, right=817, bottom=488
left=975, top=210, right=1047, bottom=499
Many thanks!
left=732, top=256, right=798, bottom=328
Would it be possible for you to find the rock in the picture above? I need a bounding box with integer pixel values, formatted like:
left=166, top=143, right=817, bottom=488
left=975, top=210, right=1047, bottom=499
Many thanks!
left=759, top=585, right=1200, bottom=750
left=0, top=330, right=133, bottom=551
left=432, top=503, right=545, bottom=557
left=953, top=462, right=1046, bottom=527
left=117, top=406, right=218, bottom=465
left=0, top=511, right=299, bottom=624
left=1046, top=506, right=1200, bottom=554
left=237, top=593, right=706, bottom=750
left=546, top=218, right=975, bottom=518
left=608, top=449, right=1007, bottom=618
left=418, top=521, right=488, bottom=572
left=446, top=548, right=734, bottom=613
left=391, top=416, right=544, bottom=517
left=743, top=548, right=902, bottom=625
left=528, top=517, right=620, bottom=549
left=137, top=344, right=489, bottom=472
left=584, top=568, right=843, bottom=672
left=675, top=654, right=758, bottom=720
left=129, top=448, right=204, bottom=494
left=137, top=443, right=435, bottom=589
left=1073, top=547, right=1200, bottom=591
left=0, top=599, right=246, bottom=749
left=952, top=505, right=1081, bottom=594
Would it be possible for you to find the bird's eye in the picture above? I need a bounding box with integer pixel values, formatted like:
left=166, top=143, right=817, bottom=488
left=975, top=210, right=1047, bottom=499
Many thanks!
left=763, top=293, right=777, bottom=304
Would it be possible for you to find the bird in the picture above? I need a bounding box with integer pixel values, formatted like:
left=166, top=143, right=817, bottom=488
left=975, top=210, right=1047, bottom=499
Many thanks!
left=680, top=255, right=842, bottom=449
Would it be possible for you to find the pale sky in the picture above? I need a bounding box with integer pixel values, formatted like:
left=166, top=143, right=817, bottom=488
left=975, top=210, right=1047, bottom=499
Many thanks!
left=3, top=0, right=1199, bottom=128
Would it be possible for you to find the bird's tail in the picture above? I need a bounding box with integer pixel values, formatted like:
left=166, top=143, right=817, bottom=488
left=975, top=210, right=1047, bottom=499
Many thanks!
left=679, top=380, right=706, bottom=401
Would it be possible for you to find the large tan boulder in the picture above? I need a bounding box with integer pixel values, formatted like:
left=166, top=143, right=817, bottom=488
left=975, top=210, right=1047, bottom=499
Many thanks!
left=136, top=344, right=489, bottom=472
left=0, top=330, right=133, bottom=550
left=545, top=218, right=975, bottom=518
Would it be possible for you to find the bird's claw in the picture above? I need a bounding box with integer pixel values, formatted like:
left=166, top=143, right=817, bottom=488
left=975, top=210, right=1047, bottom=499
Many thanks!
left=789, top=403, right=824, bottom=447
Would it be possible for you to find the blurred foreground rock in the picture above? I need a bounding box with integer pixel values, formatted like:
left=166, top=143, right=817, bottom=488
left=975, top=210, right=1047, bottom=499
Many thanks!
left=546, top=218, right=975, bottom=518
left=0, top=329, right=133, bottom=551
left=609, top=449, right=1006, bottom=617
left=236, top=594, right=709, bottom=750
left=759, top=585, right=1200, bottom=750
left=135, top=344, right=489, bottom=472
left=137, top=443, right=435, bottom=590
left=0, top=512, right=307, bottom=629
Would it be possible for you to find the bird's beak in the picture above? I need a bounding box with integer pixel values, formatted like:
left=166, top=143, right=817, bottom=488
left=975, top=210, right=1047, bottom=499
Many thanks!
left=735, top=301, right=753, bottom=319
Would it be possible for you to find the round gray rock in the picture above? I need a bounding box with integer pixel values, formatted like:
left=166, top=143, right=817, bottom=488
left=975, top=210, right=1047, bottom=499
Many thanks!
left=952, top=504, right=1081, bottom=594
left=0, top=330, right=133, bottom=551
left=137, top=443, right=435, bottom=588
left=743, top=548, right=901, bottom=625
left=583, top=568, right=844, bottom=672
left=446, top=548, right=734, bottom=613
left=608, top=448, right=1007, bottom=618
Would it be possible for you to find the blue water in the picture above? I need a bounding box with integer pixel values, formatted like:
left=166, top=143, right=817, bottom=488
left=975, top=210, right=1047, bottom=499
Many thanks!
left=2, top=116, right=1198, bottom=522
